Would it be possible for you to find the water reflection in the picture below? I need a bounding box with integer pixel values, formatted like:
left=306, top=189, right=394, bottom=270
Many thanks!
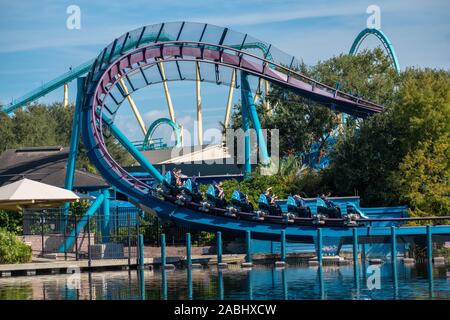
left=0, top=263, right=447, bottom=300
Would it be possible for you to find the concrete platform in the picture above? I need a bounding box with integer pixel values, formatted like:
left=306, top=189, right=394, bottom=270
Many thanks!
left=0, top=258, right=153, bottom=277
left=217, top=263, right=228, bottom=269
left=241, top=262, right=253, bottom=268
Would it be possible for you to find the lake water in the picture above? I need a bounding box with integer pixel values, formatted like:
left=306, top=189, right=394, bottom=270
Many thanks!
left=0, top=263, right=448, bottom=300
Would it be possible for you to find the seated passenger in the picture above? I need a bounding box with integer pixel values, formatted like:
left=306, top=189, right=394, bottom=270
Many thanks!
left=172, top=168, right=183, bottom=187
left=181, top=178, right=203, bottom=203
left=205, top=181, right=227, bottom=208
left=318, top=193, right=341, bottom=218
left=288, top=195, right=311, bottom=218
left=215, top=181, right=225, bottom=200
left=261, top=187, right=282, bottom=216
left=231, top=189, right=254, bottom=213
left=162, top=170, right=180, bottom=196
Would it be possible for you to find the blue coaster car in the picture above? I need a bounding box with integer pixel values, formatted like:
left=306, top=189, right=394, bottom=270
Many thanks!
left=344, top=203, right=369, bottom=226
left=176, top=178, right=203, bottom=205
left=230, top=190, right=254, bottom=213
left=258, top=194, right=282, bottom=216
left=287, top=196, right=312, bottom=218
left=200, top=184, right=227, bottom=210
left=316, top=197, right=342, bottom=219
left=159, top=171, right=180, bottom=196
left=258, top=194, right=270, bottom=213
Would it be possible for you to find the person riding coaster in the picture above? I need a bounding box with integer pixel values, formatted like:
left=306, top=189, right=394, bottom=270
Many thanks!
left=314, top=196, right=341, bottom=224
left=286, top=195, right=312, bottom=218
left=226, top=189, right=254, bottom=218
left=157, top=169, right=182, bottom=197
left=199, top=182, right=227, bottom=212
left=175, top=177, right=203, bottom=206
left=257, top=188, right=290, bottom=222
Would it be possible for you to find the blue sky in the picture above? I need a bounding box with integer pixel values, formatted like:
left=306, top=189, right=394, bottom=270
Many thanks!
left=0, top=0, right=449, bottom=144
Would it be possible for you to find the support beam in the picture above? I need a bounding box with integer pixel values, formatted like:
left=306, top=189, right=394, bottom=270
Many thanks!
left=352, top=228, right=359, bottom=289
left=138, top=234, right=145, bottom=270
left=241, top=72, right=270, bottom=166
left=102, top=113, right=164, bottom=183
left=253, top=78, right=263, bottom=104
left=224, top=68, right=236, bottom=128
left=101, top=188, right=110, bottom=243
left=58, top=193, right=105, bottom=252
left=245, top=230, right=252, bottom=263
left=62, top=77, right=84, bottom=230
left=216, top=231, right=223, bottom=264
left=264, top=80, right=271, bottom=112
left=241, top=88, right=251, bottom=178
left=160, top=233, right=166, bottom=268
left=426, top=225, right=433, bottom=294
left=186, top=233, right=192, bottom=268
left=157, top=60, right=176, bottom=122
left=195, top=62, right=203, bottom=145
left=391, top=226, right=398, bottom=293
left=280, top=230, right=286, bottom=262
left=64, top=77, right=84, bottom=191
left=63, top=83, right=68, bottom=107
left=118, top=78, right=147, bottom=136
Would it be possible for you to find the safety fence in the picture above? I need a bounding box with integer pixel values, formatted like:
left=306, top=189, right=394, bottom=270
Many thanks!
left=20, top=206, right=215, bottom=264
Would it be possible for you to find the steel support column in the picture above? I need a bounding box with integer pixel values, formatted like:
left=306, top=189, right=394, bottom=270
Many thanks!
left=224, top=68, right=236, bottom=128
left=196, top=62, right=203, bottom=145
left=118, top=77, right=147, bottom=136
left=157, top=60, right=176, bottom=122
left=101, top=188, right=110, bottom=243
left=241, top=72, right=270, bottom=167
left=102, top=114, right=164, bottom=183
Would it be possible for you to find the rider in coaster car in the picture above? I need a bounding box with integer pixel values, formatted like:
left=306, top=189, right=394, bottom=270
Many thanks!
left=232, top=188, right=254, bottom=213
left=161, top=169, right=181, bottom=196
left=318, top=193, right=342, bottom=218
left=264, top=187, right=282, bottom=216
left=212, top=181, right=227, bottom=208
left=291, top=194, right=312, bottom=218
left=182, top=177, right=203, bottom=203
left=173, top=168, right=183, bottom=188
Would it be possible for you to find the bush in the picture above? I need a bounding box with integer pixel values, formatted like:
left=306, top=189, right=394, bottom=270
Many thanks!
left=0, top=210, right=23, bottom=234
left=0, top=229, right=32, bottom=264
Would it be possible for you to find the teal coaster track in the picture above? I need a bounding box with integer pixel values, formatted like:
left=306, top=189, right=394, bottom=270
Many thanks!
left=350, top=27, right=400, bottom=73
left=2, top=22, right=448, bottom=242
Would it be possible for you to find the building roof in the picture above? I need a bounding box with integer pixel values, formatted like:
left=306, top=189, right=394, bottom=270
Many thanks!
left=0, top=178, right=82, bottom=211
left=142, top=143, right=232, bottom=164
left=0, top=146, right=108, bottom=189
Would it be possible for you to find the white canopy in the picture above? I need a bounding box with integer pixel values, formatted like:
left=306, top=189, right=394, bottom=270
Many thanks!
left=0, top=178, right=81, bottom=211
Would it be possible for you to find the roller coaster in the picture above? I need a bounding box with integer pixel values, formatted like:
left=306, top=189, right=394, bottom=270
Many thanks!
left=1, top=22, right=449, bottom=245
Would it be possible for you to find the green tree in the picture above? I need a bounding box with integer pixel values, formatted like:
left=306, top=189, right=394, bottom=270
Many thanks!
left=329, top=68, right=450, bottom=207
left=391, top=137, right=450, bottom=218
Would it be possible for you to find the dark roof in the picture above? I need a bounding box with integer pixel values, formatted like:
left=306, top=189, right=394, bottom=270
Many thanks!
left=0, top=146, right=108, bottom=189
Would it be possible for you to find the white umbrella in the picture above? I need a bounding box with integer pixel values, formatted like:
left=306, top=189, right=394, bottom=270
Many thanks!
left=0, top=178, right=81, bottom=211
